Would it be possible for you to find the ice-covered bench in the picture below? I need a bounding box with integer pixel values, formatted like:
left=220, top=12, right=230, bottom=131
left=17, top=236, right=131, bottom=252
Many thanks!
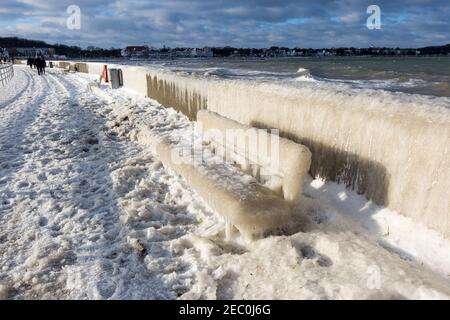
left=156, top=110, right=311, bottom=240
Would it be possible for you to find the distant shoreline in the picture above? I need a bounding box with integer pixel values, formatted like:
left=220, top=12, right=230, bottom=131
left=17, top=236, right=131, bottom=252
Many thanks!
left=32, top=55, right=450, bottom=63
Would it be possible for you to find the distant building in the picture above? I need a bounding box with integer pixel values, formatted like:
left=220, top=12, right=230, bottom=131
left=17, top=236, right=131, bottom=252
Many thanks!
left=10, top=47, right=55, bottom=58
left=0, top=48, right=9, bottom=59
left=121, top=46, right=150, bottom=58
left=190, top=47, right=214, bottom=58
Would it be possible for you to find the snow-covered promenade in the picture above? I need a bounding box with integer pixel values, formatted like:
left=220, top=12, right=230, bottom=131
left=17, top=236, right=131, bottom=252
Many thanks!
left=0, top=66, right=449, bottom=299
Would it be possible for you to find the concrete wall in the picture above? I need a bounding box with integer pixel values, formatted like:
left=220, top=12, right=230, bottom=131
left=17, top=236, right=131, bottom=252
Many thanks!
left=87, top=62, right=105, bottom=76
left=121, top=67, right=148, bottom=96
left=74, top=63, right=88, bottom=73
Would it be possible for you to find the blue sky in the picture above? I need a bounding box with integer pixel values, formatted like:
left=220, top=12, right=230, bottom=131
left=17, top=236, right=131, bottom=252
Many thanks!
left=0, top=0, right=449, bottom=48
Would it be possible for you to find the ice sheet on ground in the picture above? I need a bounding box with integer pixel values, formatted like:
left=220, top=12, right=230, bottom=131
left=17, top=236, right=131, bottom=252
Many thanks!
left=0, top=66, right=449, bottom=299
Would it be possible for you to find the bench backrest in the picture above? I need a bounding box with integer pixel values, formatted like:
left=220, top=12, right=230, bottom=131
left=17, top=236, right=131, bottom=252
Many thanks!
left=197, top=110, right=311, bottom=207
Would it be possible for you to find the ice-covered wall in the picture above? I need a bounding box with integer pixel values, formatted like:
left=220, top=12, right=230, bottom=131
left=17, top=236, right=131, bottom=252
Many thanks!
left=146, top=73, right=207, bottom=120
left=121, top=67, right=149, bottom=96
left=58, top=61, right=450, bottom=238
left=86, top=62, right=104, bottom=76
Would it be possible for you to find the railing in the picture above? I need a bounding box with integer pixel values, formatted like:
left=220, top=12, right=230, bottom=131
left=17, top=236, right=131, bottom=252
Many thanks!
left=0, top=63, right=14, bottom=87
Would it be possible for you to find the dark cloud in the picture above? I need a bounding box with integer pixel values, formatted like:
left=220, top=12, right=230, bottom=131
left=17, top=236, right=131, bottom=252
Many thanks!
left=0, top=0, right=449, bottom=48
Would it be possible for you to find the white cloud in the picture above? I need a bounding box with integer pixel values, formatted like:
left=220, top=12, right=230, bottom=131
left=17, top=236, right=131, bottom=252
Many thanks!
left=0, top=0, right=449, bottom=48
left=340, top=12, right=360, bottom=23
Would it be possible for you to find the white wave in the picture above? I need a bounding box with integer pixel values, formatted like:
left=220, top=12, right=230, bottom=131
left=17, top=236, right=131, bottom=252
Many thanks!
left=307, top=77, right=430, bottom=92
left=294, top=74, right=318, bottom=82
left=202, top=67, right=292, bottom=78
left=397, top=78, right=428, bottom=88
left=293, top=66, right=317, bottom=82
left=296, top=67, right=310, bottom=74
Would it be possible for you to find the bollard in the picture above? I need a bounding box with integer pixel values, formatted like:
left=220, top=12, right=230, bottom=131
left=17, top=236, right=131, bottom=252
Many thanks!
left=103, top=65, right=109, bottom=83
left=109, top=68, right=123, bottom=89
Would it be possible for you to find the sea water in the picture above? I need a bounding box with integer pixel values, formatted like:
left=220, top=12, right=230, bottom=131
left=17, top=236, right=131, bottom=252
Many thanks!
left=125, top=56, right=450, bottom=98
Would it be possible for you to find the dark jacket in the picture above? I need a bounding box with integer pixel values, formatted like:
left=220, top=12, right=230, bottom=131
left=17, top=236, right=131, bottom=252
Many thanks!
left=36, top=58, right=46, bottom=68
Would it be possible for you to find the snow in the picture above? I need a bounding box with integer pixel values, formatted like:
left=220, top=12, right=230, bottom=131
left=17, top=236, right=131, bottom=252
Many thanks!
left=0, top=65, right=449, bottom=300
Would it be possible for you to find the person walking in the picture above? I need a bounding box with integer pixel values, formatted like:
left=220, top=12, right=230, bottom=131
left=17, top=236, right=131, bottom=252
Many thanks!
left=27, top=57, right=33, bottom=69
left=36, top=57, right=42, bottom=75
left=40, top=57, right=46, bottom=75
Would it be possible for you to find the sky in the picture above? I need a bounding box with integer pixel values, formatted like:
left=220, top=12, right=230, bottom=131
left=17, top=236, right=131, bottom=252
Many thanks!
left=0, top=0, right=449, bottom=49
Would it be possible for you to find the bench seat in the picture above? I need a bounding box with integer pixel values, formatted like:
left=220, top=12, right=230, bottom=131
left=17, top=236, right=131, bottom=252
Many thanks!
left=156, top=140, right=293, bottom=240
